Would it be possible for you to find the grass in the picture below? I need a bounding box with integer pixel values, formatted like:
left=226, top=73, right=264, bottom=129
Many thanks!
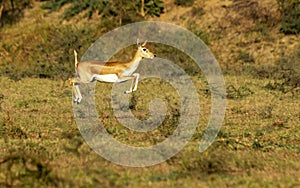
left=0, top=73, right=299, bottom=187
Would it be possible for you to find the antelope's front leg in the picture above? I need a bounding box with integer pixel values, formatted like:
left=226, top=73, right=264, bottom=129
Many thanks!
left=132, top=73, right=140, bottom=92
left=125, top=76, right=135, bottom=94
left=124, top=73, right=140, bottom=94
left=116, top=75, right=134, bottom=94
left=116, top=75, right=139, bottom=94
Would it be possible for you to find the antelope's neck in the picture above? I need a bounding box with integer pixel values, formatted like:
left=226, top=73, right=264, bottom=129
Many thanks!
left=128, top=51, right=142, bottom=66
left=121, top=51, right=142, bottom=76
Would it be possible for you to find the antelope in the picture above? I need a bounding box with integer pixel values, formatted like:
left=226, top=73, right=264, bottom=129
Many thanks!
left=69, top=39, right=156, bottom=103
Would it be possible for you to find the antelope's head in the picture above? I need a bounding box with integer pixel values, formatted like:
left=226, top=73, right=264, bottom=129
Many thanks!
left=137, top=38, right=156, bottom=59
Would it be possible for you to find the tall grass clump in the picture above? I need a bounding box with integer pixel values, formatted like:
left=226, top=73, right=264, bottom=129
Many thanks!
left=174, top=0, right=194, bottom=7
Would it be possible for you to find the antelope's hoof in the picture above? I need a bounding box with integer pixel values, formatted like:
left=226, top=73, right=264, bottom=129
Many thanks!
left=73, top=97, right=82, bottom=104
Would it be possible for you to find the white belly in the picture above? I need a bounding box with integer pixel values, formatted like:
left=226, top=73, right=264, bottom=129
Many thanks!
left=91, top=74, right=130, bottom=83
left=92, top=74, right=119, bottom=82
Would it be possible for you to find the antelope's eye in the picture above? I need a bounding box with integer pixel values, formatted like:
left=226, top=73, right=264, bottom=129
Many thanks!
left=142, top=48, right=147, bottom=52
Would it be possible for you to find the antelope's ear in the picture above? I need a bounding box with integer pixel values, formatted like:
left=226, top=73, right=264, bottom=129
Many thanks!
left=137, top=38, right=141, bottom=48
left=142, top=40, right=147, bottom=47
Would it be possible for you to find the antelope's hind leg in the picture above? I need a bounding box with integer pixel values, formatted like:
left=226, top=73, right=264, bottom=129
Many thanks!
left=72, top=83, right=82, bottom=103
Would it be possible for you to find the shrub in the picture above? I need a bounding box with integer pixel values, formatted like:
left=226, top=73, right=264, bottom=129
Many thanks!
left=41, top=0, right=164, bottom=21
left=277, top=0, right=300, bottom=34
left=174, top=0, right=194, bottom=7
left=143, top=0, right=164, bottom=17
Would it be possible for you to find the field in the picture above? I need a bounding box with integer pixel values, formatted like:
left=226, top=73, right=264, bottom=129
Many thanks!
left=0, top=0, right=299, bottom=187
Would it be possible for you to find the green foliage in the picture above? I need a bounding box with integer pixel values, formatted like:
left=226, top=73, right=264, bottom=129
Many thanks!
left=41, top=0, right=164, bottom=21
left=174, top=0, right=194, bottom=7
left=40, top=0, right=70, bottom=12
left=41, top=0, right=118, bottom=20
left=143, top=0, right=164, bottom=17
left=277, top=0, right=300, bottom=34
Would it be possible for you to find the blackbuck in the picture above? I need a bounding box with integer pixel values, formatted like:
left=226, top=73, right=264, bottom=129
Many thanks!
left=69, top=39, right=156, bottom=103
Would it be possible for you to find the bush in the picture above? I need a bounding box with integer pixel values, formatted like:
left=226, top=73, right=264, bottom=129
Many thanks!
left=41, top=0, right=164, bottom=21
left=277, top=0, right=300, bottom=34
left=143, top=0, right=164, bottom=17
left=174, top=0, right=194, bottom=7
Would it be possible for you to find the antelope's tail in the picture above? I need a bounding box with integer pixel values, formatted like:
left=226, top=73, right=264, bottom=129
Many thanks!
left=74, top=50, right=78, bottom=69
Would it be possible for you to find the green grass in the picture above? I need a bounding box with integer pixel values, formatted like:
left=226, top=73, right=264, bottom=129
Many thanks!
left=0, top=74, right=299, bottom=187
